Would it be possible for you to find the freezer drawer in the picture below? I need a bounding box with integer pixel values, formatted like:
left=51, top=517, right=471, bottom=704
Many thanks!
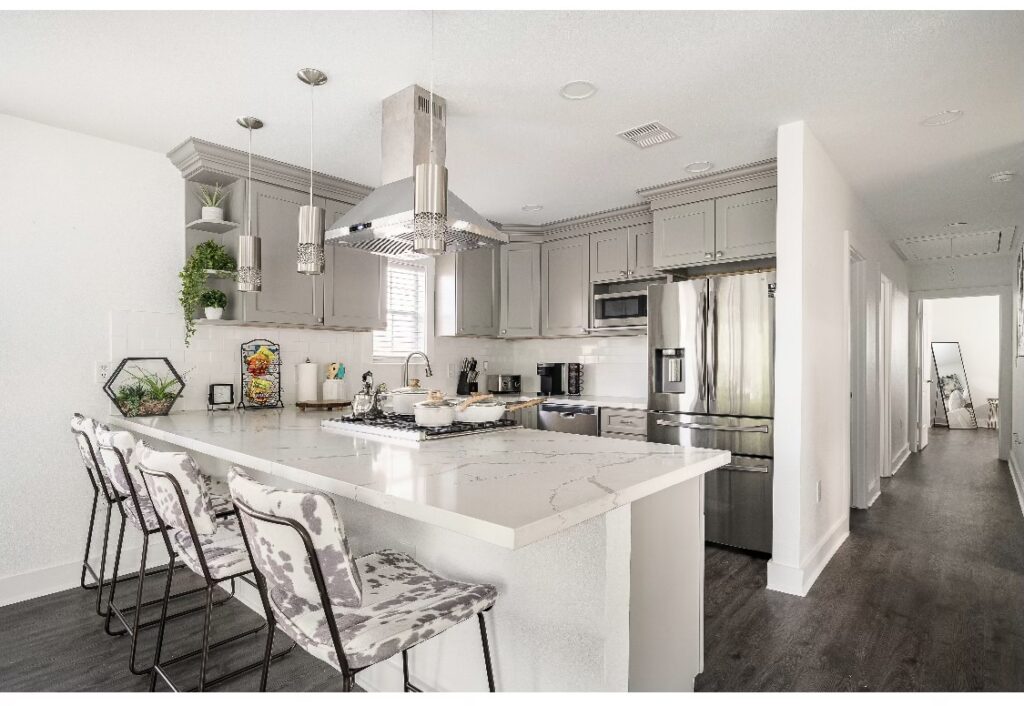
left=705, top=456, right=773, bottom=554
left=646, top=411, right=773, bottom=458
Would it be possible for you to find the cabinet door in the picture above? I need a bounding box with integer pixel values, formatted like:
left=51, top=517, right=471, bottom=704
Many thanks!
left=590, top=227, right=630, bottom=282
left=500, top=242, right=540, bottom=337
left=629, top=224, right=656, bottom=278
left=652, top=199, right=715, bottom=269
left=714, top=187, right=777, bottom=261
left=244, top=182, right=323, bottom=325
left=541, top=235, right=590, bottom=337
left=323, top=199, right=386, bottom=329
left=456, top=246, right=501, bottom=336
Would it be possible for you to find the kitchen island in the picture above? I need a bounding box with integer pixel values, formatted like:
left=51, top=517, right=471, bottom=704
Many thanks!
left=111, top=408, right=729, bottom=692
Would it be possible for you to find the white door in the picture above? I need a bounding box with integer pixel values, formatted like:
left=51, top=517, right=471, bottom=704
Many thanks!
left=918, top=299, right=933, bottom=449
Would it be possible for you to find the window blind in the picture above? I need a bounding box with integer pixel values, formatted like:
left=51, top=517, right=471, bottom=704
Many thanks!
left=373, top=260, right=427, bottom=359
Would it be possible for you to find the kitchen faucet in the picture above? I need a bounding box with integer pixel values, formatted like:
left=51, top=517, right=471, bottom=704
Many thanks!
left=403, top=351, right=433, bottom=387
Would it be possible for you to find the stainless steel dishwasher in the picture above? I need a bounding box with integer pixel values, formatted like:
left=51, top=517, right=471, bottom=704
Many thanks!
left=538, top=403, right=599, bottom=436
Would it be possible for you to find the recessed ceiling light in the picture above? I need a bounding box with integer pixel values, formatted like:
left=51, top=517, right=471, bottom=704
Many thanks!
left=685, top=161, right=713, bottom=173
left=521, top=204, right=544, bottom=213
left=560, top=80, right=597, bottom=100
left=920, top=110, right=963, bottom=126
left=990, top=171, right=1016, bottom=183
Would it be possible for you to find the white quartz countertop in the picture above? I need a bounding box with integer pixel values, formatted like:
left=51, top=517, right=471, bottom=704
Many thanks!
left=110, top=408, right=728, bottom=550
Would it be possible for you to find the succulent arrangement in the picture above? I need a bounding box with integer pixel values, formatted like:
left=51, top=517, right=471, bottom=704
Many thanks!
left=195, top=182, right=228, bottom=208
left=179, top=240, right=236, bottom=345
left=110, top=365, right=184, bottom=417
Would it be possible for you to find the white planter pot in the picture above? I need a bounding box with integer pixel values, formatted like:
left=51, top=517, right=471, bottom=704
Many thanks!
left=201, top=206, right=224, bottom=221
left=204, top=307, right=224, bottom=320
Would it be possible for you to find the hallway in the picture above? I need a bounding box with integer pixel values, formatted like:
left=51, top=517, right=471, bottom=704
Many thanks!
left=696, top=428, right=1024, bottom=691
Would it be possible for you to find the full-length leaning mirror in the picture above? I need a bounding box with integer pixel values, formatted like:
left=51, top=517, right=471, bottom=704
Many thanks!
left=932, top=341, right=978, bottom=430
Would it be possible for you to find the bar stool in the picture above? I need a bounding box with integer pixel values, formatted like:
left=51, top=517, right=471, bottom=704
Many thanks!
left=227, top=468, right=498, bottom=693
left=138, top=447, right=292, bottom=691
left=94, top=426, right=234, bottom=674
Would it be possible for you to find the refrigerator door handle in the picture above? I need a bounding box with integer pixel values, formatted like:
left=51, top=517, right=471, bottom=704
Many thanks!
left=707, top=278, right=718, bottom=404
left=696, top=284, right=707, bottom=402
left=721, top=462, right=771, bottom=473
left=655, top=420, right=770, bottom=433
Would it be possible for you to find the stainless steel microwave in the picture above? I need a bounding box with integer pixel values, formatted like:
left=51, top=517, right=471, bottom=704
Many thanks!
left=593, top=288, right=647, bottom=329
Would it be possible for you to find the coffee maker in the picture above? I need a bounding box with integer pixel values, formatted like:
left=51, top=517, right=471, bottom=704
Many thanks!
left=536, top=363, right=565, bottom=396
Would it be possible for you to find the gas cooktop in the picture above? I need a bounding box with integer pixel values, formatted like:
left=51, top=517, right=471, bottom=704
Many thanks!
left=321, top=414, right=519, bottom=442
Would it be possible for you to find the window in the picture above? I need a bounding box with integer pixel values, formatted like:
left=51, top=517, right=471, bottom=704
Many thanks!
left=373, top=260, right=427, bottom=360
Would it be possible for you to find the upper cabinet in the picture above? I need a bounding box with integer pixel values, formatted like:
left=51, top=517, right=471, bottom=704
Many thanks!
left=245, top=182, right=324, bottom=326
left=652, top=186, right=777, bottom=269
left=652, top=199, right=716, bottom=269
left=500, top=242, right=541, bottom=338
left=714, top=187, right=777, bottom=262
left=435, top=246, right=501, bottom=337
left=541, top=235, right=590, bottom=337
left=591, top=223, right=657, bottom=282
left=322, top=198, right=387, bottom=330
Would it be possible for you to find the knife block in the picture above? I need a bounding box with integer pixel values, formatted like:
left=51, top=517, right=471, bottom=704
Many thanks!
left=456, top=372, right=478, bottom=396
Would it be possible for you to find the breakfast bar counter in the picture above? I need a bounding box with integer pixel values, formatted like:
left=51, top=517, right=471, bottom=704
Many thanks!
left=111, top=408, right=729, bottom=691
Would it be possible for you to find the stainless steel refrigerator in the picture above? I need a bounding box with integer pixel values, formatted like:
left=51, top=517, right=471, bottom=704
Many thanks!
left=647, top=271, right=775, bottom=554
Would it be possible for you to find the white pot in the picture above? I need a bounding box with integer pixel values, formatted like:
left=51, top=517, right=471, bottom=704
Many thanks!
left=204, top=307, right=224, bottom=320
left=392, top=388, right=430, bottom=415
left=454, top=401, right=507, bottom=424
left=413, top=401, right=456, bottom=428
left=201, top=206, right=224, bottom=222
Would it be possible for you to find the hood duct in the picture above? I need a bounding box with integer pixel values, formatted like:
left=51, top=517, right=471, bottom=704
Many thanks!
left=326, top=85, right=506, bottom=258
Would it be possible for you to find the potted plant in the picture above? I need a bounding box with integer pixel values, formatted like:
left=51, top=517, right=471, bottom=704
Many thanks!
left=200, top=289, right=227, bottom=320
left=179, top=240, right=236, bottom=345
left=103, top=359, right=186, bottom=417
left=196, top=183, right=228, bottom=221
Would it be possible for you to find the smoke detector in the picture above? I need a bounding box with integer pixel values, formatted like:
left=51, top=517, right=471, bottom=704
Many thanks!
left=617, top=122, right=678, bottom=149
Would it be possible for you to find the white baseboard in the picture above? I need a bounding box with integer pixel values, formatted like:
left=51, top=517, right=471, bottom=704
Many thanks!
left=0, top=542, right=163, bottom=608
left=891, top=443, right=910, bottom=475
left=766, top=515, right=849, bottom=597
left=1010, top=452, right=1024, bottom=520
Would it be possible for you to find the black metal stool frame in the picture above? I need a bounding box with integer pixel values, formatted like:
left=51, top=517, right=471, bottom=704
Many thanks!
left=233, top=497, right=496, bottom=693
left=141, top=467, right=293, bottom=692
left=102, top=445, right=236, bottom=674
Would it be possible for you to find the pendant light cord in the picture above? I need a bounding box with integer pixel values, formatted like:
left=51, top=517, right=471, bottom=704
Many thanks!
left=429, top=10, right=435, bottom=164
left=309, top=80, right=314, bottom=206
left=247, top=126, right=253, bottom=235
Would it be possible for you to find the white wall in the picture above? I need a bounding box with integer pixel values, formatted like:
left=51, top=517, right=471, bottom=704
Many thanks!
left=0, top=114, right=184, bottom=599
left=928, top=296, right=1001, bottom=425
left=770, top=120, right=908, bottom=597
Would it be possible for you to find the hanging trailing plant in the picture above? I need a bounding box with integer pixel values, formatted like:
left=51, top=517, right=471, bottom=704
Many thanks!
left=179, top=240, right=236, bottom=345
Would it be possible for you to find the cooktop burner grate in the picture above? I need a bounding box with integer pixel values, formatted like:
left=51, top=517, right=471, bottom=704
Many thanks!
left=321, top=414, right=519, bottom=441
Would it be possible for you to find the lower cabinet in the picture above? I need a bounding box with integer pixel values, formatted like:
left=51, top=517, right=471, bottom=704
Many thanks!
left=435, top=246, right=501, bottom=337
left=600, top=408, right=647, bottom=440
left=541, top=235, right=590, bottom=337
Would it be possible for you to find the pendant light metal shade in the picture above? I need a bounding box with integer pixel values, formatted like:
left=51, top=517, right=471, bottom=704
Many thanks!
left=297, top=68, right=327, bottom=275
left=297, top=203, right=326, bottom=274
left=236, top=116, right=263, bottom=292
left=412, top=162, right=448, bottom=255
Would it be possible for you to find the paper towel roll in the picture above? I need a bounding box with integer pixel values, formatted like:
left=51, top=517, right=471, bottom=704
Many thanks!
left=322, top=378, right=346, bottom=401
left=296, top=361, right=319, bottom=402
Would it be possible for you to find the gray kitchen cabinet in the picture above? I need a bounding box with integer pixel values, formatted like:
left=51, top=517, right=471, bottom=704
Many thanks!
left=600, top=407, right=648, bottom=438
left=590, top=227, right=630, bottom=282
left=244, top=182, right=324, bottom=325
left=652, top=199, right=715, bottom=269
left=322, top=199, right=387, bottom=330
left=499, top=242, right=541, bottom=338
left=435, top=245, right=501, bottom=337
left=714, top=187, right=777, bottom=261
left=541, top=235, right=590, bottom=337
left=629, top=224, right=656, bottom=278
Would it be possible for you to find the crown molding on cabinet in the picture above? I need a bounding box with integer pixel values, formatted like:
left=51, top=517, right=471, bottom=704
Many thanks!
left=637, top=159, right=777, bottom=210
left=167, top=138, right=373, bottom=205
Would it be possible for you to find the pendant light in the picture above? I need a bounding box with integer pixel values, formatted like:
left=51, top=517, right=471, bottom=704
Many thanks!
left=297, top=68, right=327, bottom=275
left=412, top=11, right=449, bottom=256
left=236, top=116, right=264, bottom=292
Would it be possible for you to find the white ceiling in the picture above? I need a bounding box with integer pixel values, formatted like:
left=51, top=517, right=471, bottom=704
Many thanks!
left=2, top=10, right=1022, bottom=243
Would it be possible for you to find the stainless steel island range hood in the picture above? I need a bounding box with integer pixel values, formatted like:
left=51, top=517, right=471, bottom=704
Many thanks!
left=326, top=85, right=506, bottom=258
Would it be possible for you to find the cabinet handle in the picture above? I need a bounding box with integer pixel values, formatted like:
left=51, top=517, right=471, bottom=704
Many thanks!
left=500, top=329, right=507, bottom=334
left=716, top=251, right=724, bottom=257
left=627, top=270, right=633, bottom=276
left=619, top=270, right=627, bottom=277
left=704, top=253, right=713, bottom=260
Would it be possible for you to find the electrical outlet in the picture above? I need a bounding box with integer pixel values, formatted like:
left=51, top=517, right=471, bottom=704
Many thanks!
left=95, top=361, right=112, bottom=384
left=482, top=360, right=489, bottom=372
left=816, top=480, right=822, bottom=503
left=447, top=363, right=455, bottom=378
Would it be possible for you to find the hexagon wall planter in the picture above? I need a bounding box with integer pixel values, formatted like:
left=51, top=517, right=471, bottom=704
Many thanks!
left=103, top=357, right=185, bottom=417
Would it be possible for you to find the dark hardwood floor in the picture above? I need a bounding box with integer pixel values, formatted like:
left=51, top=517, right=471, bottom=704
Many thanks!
left=2, top=428, right=1021, bottom=691
left=696, top=427, right=1024, bottom=691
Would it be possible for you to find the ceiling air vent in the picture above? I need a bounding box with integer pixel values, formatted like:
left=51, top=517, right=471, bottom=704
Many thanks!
left=617, top=121, right=678, bottom=149
left=893, top=229, right=1004, bottom=262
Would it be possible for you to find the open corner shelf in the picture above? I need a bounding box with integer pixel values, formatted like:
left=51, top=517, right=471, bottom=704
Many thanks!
left=203, top=269, right=236, bottom=279
left=186, top=218, right=240, bottom=234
